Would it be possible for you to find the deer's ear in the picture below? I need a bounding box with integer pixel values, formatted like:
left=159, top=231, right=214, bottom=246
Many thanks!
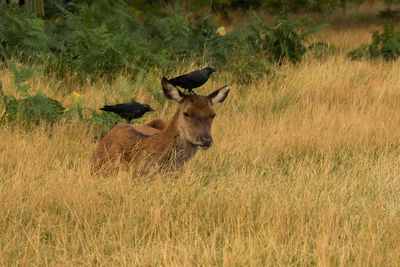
left=162, top=77, right=186, bottom=103
left=207, top=86, right=230, bottom=105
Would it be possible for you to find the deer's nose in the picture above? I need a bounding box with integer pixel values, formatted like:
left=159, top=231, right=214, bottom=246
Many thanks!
left=200, top=135, right=213, bottom=146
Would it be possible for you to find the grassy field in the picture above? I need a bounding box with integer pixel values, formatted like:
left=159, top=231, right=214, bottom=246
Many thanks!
left=1, top=6, right=400, bottom=266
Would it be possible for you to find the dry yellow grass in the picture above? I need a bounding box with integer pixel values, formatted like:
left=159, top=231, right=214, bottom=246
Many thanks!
left=2, top=9, right=400, bottom=266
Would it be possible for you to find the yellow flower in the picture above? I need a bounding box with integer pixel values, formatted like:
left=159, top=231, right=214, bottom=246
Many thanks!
left=72, top=92, right=81, bottom=98
left=216, top=26, right=226, bottom=36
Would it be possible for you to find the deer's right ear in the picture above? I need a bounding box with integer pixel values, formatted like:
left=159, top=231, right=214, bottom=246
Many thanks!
left=208, top=85, right=230, bottom=105
left=162, top=77, right=186, bottom=103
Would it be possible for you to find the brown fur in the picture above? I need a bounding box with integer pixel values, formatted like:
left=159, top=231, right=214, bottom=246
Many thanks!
left=91, top=78, right=230, bottom=173
left=144, top=119, right=167, bottom=131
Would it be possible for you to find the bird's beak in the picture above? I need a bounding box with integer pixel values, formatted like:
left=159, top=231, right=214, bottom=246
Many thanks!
left=211, top=68, right=217, bottom=73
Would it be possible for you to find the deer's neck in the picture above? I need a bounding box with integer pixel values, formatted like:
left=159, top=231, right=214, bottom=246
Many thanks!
left=154, top=110, right=198, bottom=165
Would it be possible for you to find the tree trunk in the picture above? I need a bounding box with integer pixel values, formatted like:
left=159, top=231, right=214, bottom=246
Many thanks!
left=7, top=0, right=44, bottom=17
left=25, top=0, right=45, bottom=17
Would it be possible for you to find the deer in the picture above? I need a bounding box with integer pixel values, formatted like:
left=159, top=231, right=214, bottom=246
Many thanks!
left=91, top=77, right=230, bottom=173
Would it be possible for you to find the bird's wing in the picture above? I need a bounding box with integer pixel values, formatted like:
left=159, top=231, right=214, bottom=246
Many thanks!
left=169, top=70, right=199, bottom=87
left=101, top=103, right=138, bottom=111
left=169, top=74, right=188, bottom=87
left=170, top=70, right=208, bottom=89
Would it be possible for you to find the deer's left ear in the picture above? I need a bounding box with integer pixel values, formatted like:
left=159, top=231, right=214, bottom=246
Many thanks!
left=207, top=86, right=230, bottom=105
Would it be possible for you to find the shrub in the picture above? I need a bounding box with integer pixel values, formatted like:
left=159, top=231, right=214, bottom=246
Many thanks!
left=0, top=3, right=53, bottom=62
left=348, top=21, right=400, bottom=60
left=48, top=1, right=140, bottom=76
left=1, top=61, right=64, bottom=127
left=146, top=12, right=240, bottom=69
left=190, top=14, right=240, bottom=65
left=69, top=24, right=134, bottom=75
left=246, top=13, right=329, bottom=64
left=5, top=92, right=65, bottom=125
left=7, top=60, right=41, bottom=96
left=1, top=1, right=329, bottom=80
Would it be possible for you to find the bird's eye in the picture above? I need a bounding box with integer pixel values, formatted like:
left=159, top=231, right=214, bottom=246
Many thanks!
left=184, top=112, right=191, bottom=117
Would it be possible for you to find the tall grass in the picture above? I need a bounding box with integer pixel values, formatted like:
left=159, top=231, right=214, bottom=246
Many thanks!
left=1, top=10, right=400, bottom=266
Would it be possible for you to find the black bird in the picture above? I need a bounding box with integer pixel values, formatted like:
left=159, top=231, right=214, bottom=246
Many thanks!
left=169, top=67, right=216, bottom=94
left=100, top=102, right=154, bottom=123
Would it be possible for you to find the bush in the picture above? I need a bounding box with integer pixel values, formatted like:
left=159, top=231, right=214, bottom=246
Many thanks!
left=47, top=1, right=141, bottom=76
left=0, top=1, right=328, bottom=80
left=5, top=92, right=65, bottom=125
left=348, top=21, right=400, bottom=60
left=246, top=13, right=329, bottom=64
left=146, top=12, right=240, bottom=69
left=1, top=61, right=64, bottom=127
left=0, top=3, right=52, bottom=62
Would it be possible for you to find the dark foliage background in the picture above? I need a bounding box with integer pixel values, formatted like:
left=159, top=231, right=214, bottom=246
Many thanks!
left=0, top=0, right=329, bottom=77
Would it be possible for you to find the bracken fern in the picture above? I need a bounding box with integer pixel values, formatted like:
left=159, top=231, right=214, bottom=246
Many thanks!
left=0, top=3, right=52, bottom=62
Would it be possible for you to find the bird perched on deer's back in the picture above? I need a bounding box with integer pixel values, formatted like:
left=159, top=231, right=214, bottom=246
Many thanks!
left=100, top=102, right=154, bottom=123
left=169, top=67, right=216, bottom=94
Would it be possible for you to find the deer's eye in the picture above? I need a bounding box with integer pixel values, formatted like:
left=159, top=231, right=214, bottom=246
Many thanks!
left=211, top=114, right=216, bottom=119
left=184, top=112, right=191, bottom=117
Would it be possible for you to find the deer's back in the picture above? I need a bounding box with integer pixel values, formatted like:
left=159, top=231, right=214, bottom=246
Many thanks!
left=91, top=122, right=163, bottom=172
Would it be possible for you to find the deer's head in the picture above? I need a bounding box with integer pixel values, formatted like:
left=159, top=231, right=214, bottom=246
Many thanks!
left=162, top=78, right=230, bottom=149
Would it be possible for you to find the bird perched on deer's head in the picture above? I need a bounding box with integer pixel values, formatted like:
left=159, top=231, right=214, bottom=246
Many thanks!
left=168, top=67, right=216, bottom=94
